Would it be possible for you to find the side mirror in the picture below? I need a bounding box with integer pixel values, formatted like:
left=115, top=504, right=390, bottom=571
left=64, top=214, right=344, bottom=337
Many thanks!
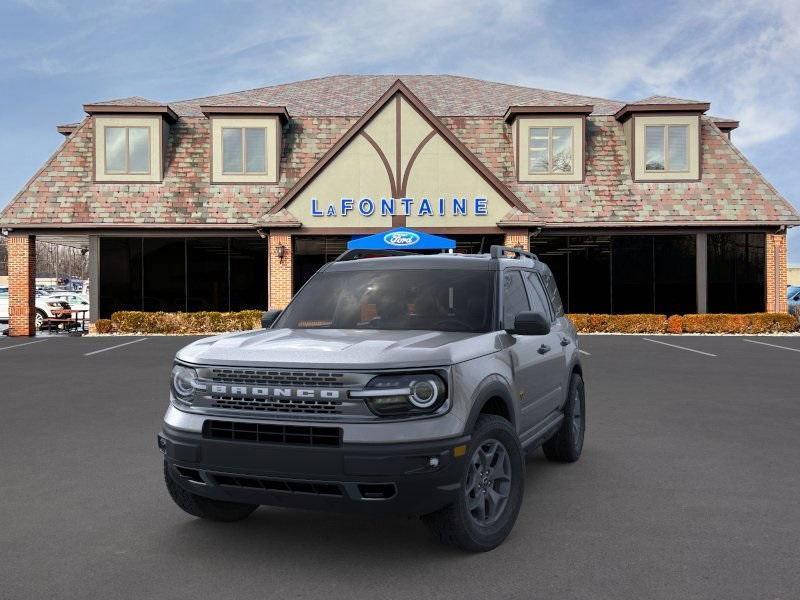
left=261, top=309, right=282, bottom=329
left=510, top=311, right=551, bottom=336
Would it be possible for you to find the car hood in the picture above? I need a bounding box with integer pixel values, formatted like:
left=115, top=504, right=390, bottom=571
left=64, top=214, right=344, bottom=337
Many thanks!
left=176, top=328, right=502, bottom=369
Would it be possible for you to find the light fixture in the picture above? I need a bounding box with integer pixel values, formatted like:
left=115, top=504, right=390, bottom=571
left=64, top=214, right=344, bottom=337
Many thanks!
left=275, top=243, right=286, bottom=263
left=0, top=228, right=9, bottom=236
left=256, top=228, right=267, bottom=239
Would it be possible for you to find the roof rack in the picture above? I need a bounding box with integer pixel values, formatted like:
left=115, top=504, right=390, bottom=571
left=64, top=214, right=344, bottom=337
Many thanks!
left=489, top=245, right=538, bottom=261
left=334, top=249, right=417, bottom=262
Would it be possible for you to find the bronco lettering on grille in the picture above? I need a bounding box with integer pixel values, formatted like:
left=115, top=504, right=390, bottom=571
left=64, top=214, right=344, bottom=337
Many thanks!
left=209, top=384, right=341, bottom=400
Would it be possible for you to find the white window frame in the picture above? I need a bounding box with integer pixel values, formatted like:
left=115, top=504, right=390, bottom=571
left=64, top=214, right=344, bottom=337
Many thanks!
left=221, top=127, right=269, bottom=175
left=104, top=126, right=152, bottom=175
left=527, top=126, right=575, bottom=175
left=644, top=124, right=689, bottom=173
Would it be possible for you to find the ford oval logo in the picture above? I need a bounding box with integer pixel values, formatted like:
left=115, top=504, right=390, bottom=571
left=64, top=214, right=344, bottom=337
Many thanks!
left=383, top=231, right=420, bottom=247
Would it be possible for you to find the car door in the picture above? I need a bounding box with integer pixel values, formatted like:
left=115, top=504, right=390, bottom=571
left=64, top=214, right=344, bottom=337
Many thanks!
left=523, top=270, right=568, bottom=413
left=502, top=270, right=562, bottom=435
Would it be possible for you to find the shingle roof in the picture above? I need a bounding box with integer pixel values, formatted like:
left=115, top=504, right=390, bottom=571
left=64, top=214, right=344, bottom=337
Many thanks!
left=168, top=74, right=626, bottom=117
left=631, top=95, right=707, bottom=105
left=1, top=75, right=796, bottom=229
left=87, top=96, right=164, bottom=107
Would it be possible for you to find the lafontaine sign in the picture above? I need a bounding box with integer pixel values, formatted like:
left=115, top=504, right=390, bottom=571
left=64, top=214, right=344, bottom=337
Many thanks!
left=310, top=196, right=489, bottom=218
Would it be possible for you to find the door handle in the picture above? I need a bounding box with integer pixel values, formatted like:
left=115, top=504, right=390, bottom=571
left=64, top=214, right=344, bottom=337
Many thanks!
left=560, top=337, right=570, bottom=347
left=538, top=344, right=551, bottom=354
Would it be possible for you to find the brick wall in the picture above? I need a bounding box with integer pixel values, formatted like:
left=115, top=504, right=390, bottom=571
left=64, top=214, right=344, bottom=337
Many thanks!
left=268, top=232, right=293, bottom=309
left=7, top=234, right=36, bottom=336
left=765, top=232, right=788, bottom=313
left=503, top=229, right=530, bottom=252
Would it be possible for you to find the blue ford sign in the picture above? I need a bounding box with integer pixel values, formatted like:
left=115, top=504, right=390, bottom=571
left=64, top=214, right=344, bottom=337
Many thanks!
left=347, top=227, right=455, bottom=251
left=383, top=231, right=420, bottom=247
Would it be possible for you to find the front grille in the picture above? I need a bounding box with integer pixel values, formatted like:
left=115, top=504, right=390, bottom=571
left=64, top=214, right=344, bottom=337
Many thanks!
left=203, top=420, right=342, bottom=447
left=210, top=395, right=343, bottom=415
left=209, top=473, right=343, bottom=497
left=209, top=368, right=346, bottom=387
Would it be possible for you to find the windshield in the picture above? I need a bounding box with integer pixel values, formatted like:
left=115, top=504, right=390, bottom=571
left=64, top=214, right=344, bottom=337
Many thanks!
left=275, top=269, right=495, bottom=332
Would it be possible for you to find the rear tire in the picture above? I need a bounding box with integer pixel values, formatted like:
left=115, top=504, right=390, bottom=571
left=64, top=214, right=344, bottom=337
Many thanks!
left=422, top=415, right=524, bottom=552
left=542, top=373, right=585, bottom=463
left=163, top=461, right=257, bottom=522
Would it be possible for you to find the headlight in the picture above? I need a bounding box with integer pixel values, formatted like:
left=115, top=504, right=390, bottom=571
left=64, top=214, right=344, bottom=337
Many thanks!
left=352, top=373, right=447, bottom=417
left=171, top=364, right=198, bottom=405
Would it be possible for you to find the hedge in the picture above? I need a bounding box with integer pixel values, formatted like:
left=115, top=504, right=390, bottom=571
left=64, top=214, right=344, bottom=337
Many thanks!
left=110, top=310, right=262, bottom=334
left=101, top=310, right=798, bottom=334
left=568, top=313, right=799, bottom=334
left=567, top=313, right=667, bottom=333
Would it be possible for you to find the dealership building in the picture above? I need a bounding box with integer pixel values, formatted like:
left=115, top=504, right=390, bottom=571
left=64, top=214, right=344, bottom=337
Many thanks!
left=1, top=75, right=797, bottom=335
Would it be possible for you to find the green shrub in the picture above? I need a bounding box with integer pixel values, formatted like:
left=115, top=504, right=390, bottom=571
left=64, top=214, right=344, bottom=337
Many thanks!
left=111, top=310, right=262, bottom=334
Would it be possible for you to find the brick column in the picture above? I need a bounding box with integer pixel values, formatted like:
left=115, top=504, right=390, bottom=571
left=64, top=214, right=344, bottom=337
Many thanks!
left=8, top=234, right=36, bottom=336
left=268, top=231, right=293, bottom=309
left=503, top=229, right=530, bottom=251
left=765, top=232, right=788, bottom=312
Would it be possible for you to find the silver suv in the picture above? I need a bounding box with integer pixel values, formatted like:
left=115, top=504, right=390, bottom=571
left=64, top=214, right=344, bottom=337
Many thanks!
left=159, top=246, right=585, bottom=551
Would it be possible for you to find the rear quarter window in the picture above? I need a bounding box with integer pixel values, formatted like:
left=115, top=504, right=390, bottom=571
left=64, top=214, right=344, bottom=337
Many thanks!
left=540, top=269, right=565, bottom=317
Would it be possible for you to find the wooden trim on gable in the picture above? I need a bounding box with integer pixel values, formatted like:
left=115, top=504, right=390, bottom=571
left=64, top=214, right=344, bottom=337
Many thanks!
left=268, top=79, right=530, bottom=215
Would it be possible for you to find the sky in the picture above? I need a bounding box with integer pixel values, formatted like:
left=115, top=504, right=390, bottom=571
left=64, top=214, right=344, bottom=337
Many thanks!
left=0, top=0, right=798, bottom=261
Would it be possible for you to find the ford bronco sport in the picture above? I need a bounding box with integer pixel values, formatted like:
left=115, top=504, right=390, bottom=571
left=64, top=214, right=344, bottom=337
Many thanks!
left=159, top=246, right=585, bottom=551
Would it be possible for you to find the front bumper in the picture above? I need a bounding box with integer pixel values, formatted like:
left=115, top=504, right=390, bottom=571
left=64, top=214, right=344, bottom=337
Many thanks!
left=159, top=422, right=470, bottom=516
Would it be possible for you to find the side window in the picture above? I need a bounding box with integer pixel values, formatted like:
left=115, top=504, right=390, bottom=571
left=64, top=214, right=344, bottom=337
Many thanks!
left=502, top=271, right=531, bottom=330
left=523, top=271, right=551, bottom=320
left=540, top=269, right=565, bottom=317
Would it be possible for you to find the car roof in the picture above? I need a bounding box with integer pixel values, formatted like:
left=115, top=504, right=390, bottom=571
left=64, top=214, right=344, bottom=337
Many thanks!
left=323, top=252, right=544, bottom=272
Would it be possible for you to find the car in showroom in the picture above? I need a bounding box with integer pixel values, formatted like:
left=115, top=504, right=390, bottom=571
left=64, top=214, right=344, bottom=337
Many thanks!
left=159, top=246, right=585, bottom=551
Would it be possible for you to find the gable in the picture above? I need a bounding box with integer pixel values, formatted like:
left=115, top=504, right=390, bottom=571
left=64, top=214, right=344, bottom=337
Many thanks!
left=274, top=83, right=527, bottom=228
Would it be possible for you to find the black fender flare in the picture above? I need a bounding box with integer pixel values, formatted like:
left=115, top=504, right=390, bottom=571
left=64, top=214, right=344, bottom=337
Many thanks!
left=463, top=374, right=517, bottom=433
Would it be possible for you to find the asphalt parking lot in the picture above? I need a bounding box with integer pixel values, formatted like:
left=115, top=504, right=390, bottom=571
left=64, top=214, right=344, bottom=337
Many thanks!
left=1, top=334, right=799, bottom=600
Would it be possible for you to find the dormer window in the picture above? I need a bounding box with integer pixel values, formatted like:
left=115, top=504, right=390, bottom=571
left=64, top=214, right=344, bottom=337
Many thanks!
left=222, top=127, right=268, bottom=174
left=201, top=106, right=289, bottom=184
left=84, top=101, right=175, bottom=183
left=505, top=106, right=591, bottom=183
left=92, top=116, right=165, bottom=182
left=615, top=99, right=707, bottom=182
left=644, top=124, right=688, bottom=172
left=105, top=126, right=151, bottom=174
left=528, top=126, right=574, bottom=174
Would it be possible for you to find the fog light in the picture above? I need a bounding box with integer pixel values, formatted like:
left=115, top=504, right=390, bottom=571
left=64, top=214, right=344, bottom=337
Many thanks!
left=428, top=457, right=439, bottom=468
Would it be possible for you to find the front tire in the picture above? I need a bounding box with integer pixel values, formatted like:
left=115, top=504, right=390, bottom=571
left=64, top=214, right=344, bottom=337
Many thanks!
left=35, top=309, right=46, bottom=330
left=163, top=461, right=258, bottom=522
left=542, top=373, right=585, bottom=463
left=422, top=415, right=524, bottom=552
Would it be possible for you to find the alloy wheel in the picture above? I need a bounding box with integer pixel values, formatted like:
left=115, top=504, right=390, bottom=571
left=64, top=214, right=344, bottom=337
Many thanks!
left=465, top=439, right=512, bottom=526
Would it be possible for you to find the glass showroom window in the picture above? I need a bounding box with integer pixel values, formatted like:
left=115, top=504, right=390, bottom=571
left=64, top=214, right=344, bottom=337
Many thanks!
left=645, top=125, right=688, bottom=171
left=222, top=127, right=267, bottom=174
left=104, top=126, right=150, bottom=174
left=528, top=127, right=573, bottom=174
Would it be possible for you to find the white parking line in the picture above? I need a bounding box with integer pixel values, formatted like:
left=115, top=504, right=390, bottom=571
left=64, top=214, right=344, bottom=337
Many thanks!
left=84, top=338, right=147, bottom=356
left=641, top=337, right=717, bottom=357
left=0, top=339, right=49, bottom=352
left=579, top=349, right=591, bottom=356
left=743, top=339, right=800, bottom=353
